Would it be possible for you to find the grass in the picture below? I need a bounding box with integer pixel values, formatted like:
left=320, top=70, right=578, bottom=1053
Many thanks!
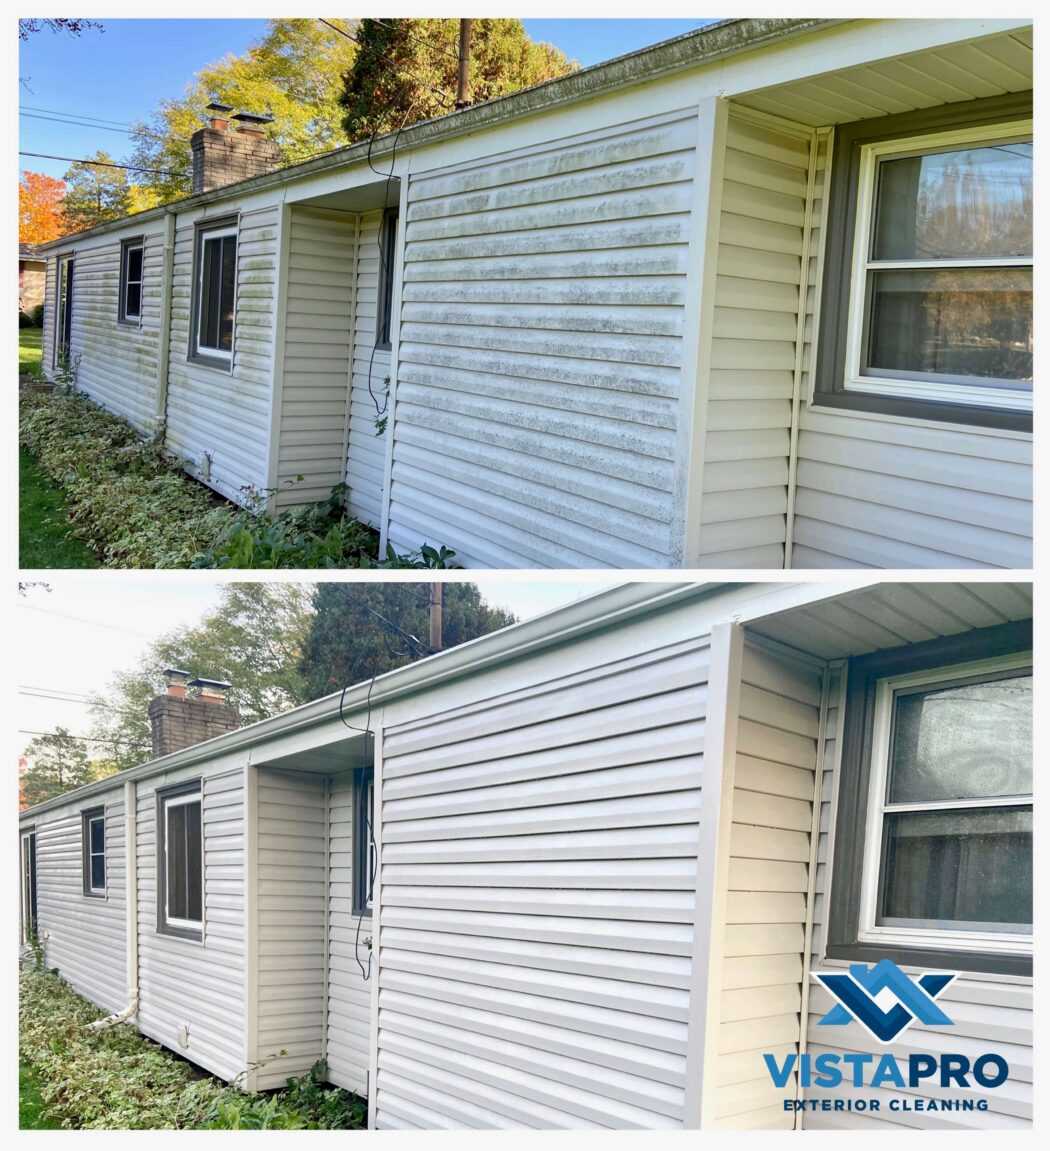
left=19, top=448, right=100, bottom=568
left=20, top=1060, right=59, bottom=1129
left=19, top=326, right=43, bottom=378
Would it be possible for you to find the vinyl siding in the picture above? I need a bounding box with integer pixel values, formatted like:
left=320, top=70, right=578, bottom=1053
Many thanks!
left=803, top=658, right=1033, bottom=1130
left=253, top=769, right=327, bottom=1090
left=386, top=111, right=701, bottom=568
left=327, top=774, right=373, bottom=1095
left=372, top=637, right=710, bottom=1128
left=136, top=765, right=247, bottom=1083
left=166, top=205, right=279, bottom=506
left=41, top=254, right=57, bottom=377
left=697, top=112, right=812, bottom=569
left=30, top=789, right=127, bottom=1015
left=707, top=641, right=823, bottom=1129
left=275, top=207, right=356, bottom=509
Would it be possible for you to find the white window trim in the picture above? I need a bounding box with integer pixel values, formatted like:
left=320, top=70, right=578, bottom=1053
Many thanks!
left=858, top=650, right=1032, bottom=957
left=844, top=118, right=1032, bottom=414
left=21, top=831, right=35, bottom=944
left=364, top=775, right=375, bottom=912
left=194, top=224, right=238, bottom=362
left=86, top=812, right=106, bottom=896
left=162, top=790, right=204, bottom=932
left=121, top=240, right=143, bottom=323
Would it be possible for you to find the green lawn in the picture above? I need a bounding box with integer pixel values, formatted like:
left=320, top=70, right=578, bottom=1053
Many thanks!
left=20, top=1061, right=59, bottom=1129
left=19, top=448, right=99, bottom=568
left=19, top=326, right=43, bottom=378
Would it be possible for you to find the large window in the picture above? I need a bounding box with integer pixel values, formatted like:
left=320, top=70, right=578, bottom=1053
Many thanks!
left=158, top=783, right=203, bottom=939
left=192, top=222, right=237, bottom=365
left=375, top=207, right=399, bottom=350
left=82, top=807, right=106, bottom=896
left=353, top=767, right=375, bottom=916
left=119, top=238, right=144, bottom=324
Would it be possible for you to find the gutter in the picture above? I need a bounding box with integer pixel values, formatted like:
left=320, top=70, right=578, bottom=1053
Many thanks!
left=154, top=209, right=176, bottom=439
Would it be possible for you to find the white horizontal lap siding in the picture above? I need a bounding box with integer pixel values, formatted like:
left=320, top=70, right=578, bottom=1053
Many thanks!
left=166, top=206, right=279, bottom=506
left=373, top=638, right=710, bottom=1128
left=387, top=112, right=700, bottom=568
left=253, top=769, right=327, bottom=1088
left=698, top=113, right=812, bottom=569
left=803, top=662, right=1032, bottom=1130
left=31, top=791, right=127, bottom=1014
left=276, top=208, right=356, bottom=509
left=327, top=775, right=372, bottom=1095
left=709, top=642, right=822, bottom=1130
left=136, top=767, right=247, bottom=1082
left=41, top=255, right=56, bottom=376
left=346, top=210, right=391, bottom=527
left=64, top=231, right=164, bottom=434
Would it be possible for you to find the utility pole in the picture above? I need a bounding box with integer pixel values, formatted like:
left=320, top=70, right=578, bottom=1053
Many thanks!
left=429, top=584, right=444, bottom=652
left=455, top=18, right=473, bottom=109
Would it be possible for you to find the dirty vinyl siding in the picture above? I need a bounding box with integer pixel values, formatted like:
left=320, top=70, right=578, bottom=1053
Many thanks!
left=40, top=255, right=57, bottom=376
left=697, top=113, right=812, bottom=569
left=373, top=638, right=710, bottom=1128
left=136, top=768, right=246, bottom=1082
left=254, top=769, right=327, bottom=1089
left=327, top=775, right=373, bottom=1095
left=803, top=664, right=1032, bottom=1129
left=346, top=210, right=392, bottom=527
left=166, top=206, right=279, bottom=505
left=275, top=209, right=357, bottom=509
left=32, top=790, right=127, bottom=1014
left=708, top=642, right=822, bottom=1129
left=387, top=112, right=700, bottom=568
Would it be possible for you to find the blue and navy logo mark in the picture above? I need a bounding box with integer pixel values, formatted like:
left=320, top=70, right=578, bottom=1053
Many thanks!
left=813, top=959, right=955, bottom=1044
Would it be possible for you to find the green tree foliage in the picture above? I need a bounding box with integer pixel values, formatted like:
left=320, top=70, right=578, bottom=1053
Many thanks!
left=299, top=583, right=517, bottom=699
left=339, top=18, right=575, bottom=142
left=20, top=728, right=104, bottom=807
left=128, top=19, right=360, bottom=202
left=60, top=152, right=131, bottom=232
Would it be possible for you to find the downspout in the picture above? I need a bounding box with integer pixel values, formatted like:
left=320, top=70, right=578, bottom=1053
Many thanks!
left=88, top=779, right=138, bottom=1032
left=154, top=208, right=176, bottom=444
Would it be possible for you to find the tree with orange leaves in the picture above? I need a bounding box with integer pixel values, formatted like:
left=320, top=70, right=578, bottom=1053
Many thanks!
left=19, top=170, right=67, bottom=244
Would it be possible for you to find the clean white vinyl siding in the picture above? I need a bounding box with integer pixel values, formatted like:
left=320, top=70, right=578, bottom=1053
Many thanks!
left=373, top=638, right=709, bottom=1128
left=386, top=111, right=700, bottom=568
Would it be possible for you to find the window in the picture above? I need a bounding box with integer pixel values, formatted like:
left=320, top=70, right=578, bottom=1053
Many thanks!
left=828, top=621, right=1032, bottom=976
left=119, top=238, right=144, bottom=324
left=814, top=94, right=1032, bottom=432
left=375, top=207, right=399, bottom=350
left=82, top=807, right=106, bottom=896
left=157, top=783, right=203, bottom=939
left=191, top=221, right=237, bottom=365
left=352, top=767, right=375, bottom=915
left=54, top=254, right=74, bottom=368
left=21, top=831, right=37, bottom=943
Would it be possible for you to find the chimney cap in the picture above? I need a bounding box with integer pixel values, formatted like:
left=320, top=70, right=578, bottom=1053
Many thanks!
left=162, top=667, right=192, bottom=681
left=232, top=110, right=274, bottom=126
left=189, top=677, right=233, bottom=690
left=206, top=100, right=234, bottom=114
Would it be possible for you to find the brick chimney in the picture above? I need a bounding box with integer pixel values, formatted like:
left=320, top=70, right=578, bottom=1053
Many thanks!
left=148, top=668, right=240, bottom=758
left=190, top=103, right=281, bottom=194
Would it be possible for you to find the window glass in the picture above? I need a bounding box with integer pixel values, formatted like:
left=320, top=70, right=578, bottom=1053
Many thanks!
left=127, top=245, right=143, bottom=282
left=166, top=798, right=202, bottom=924
left=197, top=231, right=236, bottom=355
left=377, top=209, right=398, bottom=347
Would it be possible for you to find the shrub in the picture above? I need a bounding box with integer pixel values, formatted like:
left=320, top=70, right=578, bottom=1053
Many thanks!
left=19, top=967, right=366, bottom=1130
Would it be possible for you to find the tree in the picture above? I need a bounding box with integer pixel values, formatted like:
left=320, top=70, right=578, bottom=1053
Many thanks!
left=339, top=18, right=574, bottom=142
left=60, top=152, right=131, bottom=232
left=128, top=18, right=360, bottom=203
left=19, top=171, right=67, bottom=244
left=299, top=583, right=516, bottom=699
left=18, top=18, right=102, bottom=40
left=20, top=728, right=105, bottom=807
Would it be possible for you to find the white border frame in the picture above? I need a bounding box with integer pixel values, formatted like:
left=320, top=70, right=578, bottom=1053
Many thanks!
left=858, top=650, right=1032, bottom=957
left=161, top=790, right=205, bottom=933
left=119, top=237, right=144, bottom=325
left=844, top=118, right=1032, bottom=413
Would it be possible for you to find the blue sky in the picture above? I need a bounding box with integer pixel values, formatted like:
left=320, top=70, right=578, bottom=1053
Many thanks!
left=19, top=18, right=715, bottom=180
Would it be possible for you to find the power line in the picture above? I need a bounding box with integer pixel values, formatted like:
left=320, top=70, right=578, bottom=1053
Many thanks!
left=19, top=729, right=136, bottom=747
left=18, top=602, right=158, bottom=639
left=22, top=103, right=135, bottom=127
left=370, top=17, right=464, bottom=66
left=19, top=150, right=188, bottom=176
left=21, top=110, right=181, bottom=144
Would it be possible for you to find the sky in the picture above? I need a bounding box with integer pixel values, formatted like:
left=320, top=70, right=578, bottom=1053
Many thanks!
left=18, top=18, right=715, bottom=180
left=15, top=576, right=623, bottom=748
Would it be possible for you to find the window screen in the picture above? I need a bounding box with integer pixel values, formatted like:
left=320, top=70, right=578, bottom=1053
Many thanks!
left=195, top=227, right=237, bottom=359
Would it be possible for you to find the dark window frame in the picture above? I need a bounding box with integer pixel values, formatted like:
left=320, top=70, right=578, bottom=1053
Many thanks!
left=813, top=91, right=1033, bottom=433
left=81, top=805, right=107, bottom=898
left=118, top=236, right=144, bottom=325
left=22, top=829, right=38, bottom=943
left=53, top=252, right=75, bottom=370
left=188, top=215, right=238, bottom=372
left=375, top=207, right=399, bottom=351
left=827, top=619, right=1032, bottom=977
left=352, top=766, right=376, bottom=917
left=155, top=779, right=204, bottom=942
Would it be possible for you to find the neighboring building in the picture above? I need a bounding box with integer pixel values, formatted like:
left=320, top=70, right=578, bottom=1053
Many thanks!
left=34, top=19, right=1033, bottom=568
left=19, top=244, right=46, bottom=317
left=19, top=580, right=1033, bottom=1129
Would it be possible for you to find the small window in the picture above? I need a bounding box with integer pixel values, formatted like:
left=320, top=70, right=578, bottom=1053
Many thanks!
left=376, top=208, right=399, bottom=349
left=158, top=783, right=203, bottom=939
left=192, top=222, right=237, bottom=365
left=352, top=767, right=375, bottom=915
left=119, top=238, right=144, bottom=323
left=54, top=254, right=75, bottom=368
left=82, top=807, right=106, bottom=897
